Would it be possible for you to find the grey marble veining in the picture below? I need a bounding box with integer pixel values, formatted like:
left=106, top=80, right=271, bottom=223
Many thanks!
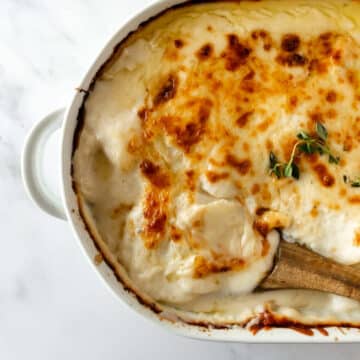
left=0, top=0, right=359, bottom=358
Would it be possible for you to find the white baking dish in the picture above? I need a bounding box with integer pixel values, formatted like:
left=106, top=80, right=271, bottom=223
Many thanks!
left=21, top=0, right=360, bottom=342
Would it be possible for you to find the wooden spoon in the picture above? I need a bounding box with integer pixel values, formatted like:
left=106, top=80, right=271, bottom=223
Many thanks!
left=259, top=241, right=360, bottom=302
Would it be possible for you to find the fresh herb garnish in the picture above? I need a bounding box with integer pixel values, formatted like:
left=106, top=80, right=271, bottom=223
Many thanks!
left=269, top=150, right=299, bottom=180
left=343, top=175, right=360, bottom=188
left=316, top=121, right=328, bottom=142
left=269, top=122, right=339, bottom=180
left=269, top=151, right=283, bottom=179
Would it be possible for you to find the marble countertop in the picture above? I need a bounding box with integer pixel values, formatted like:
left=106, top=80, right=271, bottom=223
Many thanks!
left=1, top=0, right=359, bottom=358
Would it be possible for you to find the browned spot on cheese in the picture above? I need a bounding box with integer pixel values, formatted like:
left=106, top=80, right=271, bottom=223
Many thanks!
left=353, top=231, right=360, bottom=247
left=164, top=47, right=179, bottom=61
left=138, top=107, right=149, bottom=122
left=310, top=207, right=318, bottom=218
left=160, top=99, right=211, bottom=152
left=251, top=29, right=270, bottom=41
left=256, top=207, right=270, bottom=216
left=192, top=219, right=203, bottom=229
left=349, top=196, right=360, bottom=204
left=266, top=139, right=273, bottom=151
left=241, top=80, right=255, bottom=93
left=196, top=43, right=213, bottom=60
left=259, top=30, right=268, bottom=38
left=243, top=142, right=250, bottom=152
left=312, top=163, right=335, bottom=187
left=185, top=170, right=196, bottom=191
left=260, top=184, right=272, bottom=202
left=174, top=39, right=184, bottom=48
left=207, top=25, right=213, bottom=32
left=344, top=135, right=353, bottom=151
left=127, top=135, right=142, bottom=155
left=309, top=59, right=328, bottom=74
left=251, top=30, right=259, bottom=40
left=193, top=255, right=245, bottom=279
left=333, top=50, right=342, bottom=63
left=309, top=111, right=323, bottom=124
left=223, top=34, right=251, bottom=71
left=277, top=53, right=308, bottom=67
left=327, top=109, right=337, bottom=119
left=318, top=32, right=334, bottom=56
left=339, top=188, right=347, bottom=197
left=140, top=160, right=170, bottom=188
left=206, top=171, right=229, bottom=183
left=264, top=43, right=272, bottom=51
left=330, top=203, right=340, bottom=211
left=252, top=183, right=261, bottom=195
left=243, top=70, right=255, bottom=81
left=170, top=226, right=182, bottom=242
left=281, top=34, right=300, bottom=52
left=257, top=118, right=273, bottom=132
left=179, top=115, right=208, bottom=150
left=348, top=70, right=357, bottom=85
left=143, top=191, right=168, bottom=248
left=326, top=90, right=337, bottom=103
left=289, top=95, right=298, bottom=109
left=310, top=202, right=319, bottom=218
left=236, top=111, right=253, bottom=127
left=304, top=153, right=319, bottom=164
left=253, top=219, right=269, bottom=237
left=226, top=154, right=251, bottom=175
left=154, top=74, right=178, bottom=106
left=319, top=32, right=332, bottom=41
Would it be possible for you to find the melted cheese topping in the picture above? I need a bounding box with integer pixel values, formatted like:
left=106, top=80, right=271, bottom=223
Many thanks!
left=73, top=0, right=360, bottom=326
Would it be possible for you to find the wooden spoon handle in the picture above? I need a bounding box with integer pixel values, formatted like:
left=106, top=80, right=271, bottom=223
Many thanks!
left=260, top=241, right=360, bottom=302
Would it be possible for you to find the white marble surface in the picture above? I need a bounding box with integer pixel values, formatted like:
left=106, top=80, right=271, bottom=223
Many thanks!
left=1, top=0, right=360, bottom=358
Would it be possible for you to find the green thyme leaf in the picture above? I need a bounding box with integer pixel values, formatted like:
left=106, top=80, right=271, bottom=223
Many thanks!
left=283, top=163, right=300, bottom=180
left=269, top=152, right=283, bottom=179
left=269, top=151, right=278, bottom=168
left=316, top=121, right=328, bottom=141
left=343, top=175, right=360, bottom=188
left=328, top=154, right=340, bottom=164
left=316, top=144, right=325, bottom=155
left=284, top=163, right=293, bottom=178
left=269, top=122, right=339, bottom=181
left=297, top=131, right=311, bottom=141
left=298, top=142, right=315, bottom=154
left=292, top=163, right=300, bottom=180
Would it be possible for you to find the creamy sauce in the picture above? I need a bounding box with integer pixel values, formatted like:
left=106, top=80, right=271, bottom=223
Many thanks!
left=72, top=0, right=360, bottom=327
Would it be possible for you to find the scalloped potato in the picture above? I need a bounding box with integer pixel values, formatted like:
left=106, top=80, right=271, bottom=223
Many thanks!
left=72, top=0, right=360, bottom=327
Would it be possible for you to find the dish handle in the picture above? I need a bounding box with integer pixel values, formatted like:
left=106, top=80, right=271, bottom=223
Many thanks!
left=21, top=108, right=67, bottom=221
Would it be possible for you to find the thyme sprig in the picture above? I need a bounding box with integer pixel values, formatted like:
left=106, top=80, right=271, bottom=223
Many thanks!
left=269, top=122, right=339, bottom=180
left=343, top=175, right=360, bottom=188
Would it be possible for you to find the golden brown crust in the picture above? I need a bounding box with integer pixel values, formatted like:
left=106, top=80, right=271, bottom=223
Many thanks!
left=142, top=189, right=169, bottom=249
left=312, top=163, right=335, bottom=188
left=222, top=34, right=252, bottom=71
left=71, top=0, right=360, bottom=331
left=193, top=255, right=245, bottom=278
left=140, top=160, right=171, bottom=188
